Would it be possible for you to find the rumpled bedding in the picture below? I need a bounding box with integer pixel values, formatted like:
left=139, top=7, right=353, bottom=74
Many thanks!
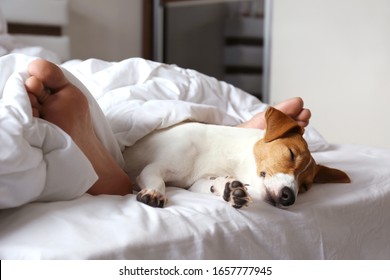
left=1, top=54, right=390, bottom=259
left=0, top=53, right=329, bottom=209
left=0, top=53, right=268, bottom=209
left=1, top=143, right=390, bottom=259
left=0, top=55, right=119, bottom=208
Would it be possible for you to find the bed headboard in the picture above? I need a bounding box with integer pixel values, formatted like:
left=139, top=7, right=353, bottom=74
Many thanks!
left=0, top=0, right=70, bottom=61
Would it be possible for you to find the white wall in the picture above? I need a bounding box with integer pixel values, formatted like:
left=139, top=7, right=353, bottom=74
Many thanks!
left=64, top=0, right=142, bottom=61
left=270, top=0, right=390, bottom=148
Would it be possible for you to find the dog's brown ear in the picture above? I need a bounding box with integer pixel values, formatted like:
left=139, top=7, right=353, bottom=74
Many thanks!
left=313, top=165, right=351, bottom=184
left=264, top=107, right=304, bottom=142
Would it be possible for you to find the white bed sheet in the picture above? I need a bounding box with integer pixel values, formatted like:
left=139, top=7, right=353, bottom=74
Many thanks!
left=0, top=55, right=389, bottom=259
left=0, top=143, right=389, bottom=259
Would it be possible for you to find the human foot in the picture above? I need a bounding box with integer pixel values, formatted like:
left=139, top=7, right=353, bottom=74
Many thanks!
left=25, top=59, right=132, bottom=196
left=238, top=97, right=311, bottom=129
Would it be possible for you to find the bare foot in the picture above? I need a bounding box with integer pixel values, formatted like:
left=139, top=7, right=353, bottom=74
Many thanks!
left=238, top=97, right=311, bottom=129
left=25, top=59, right=132, bottom=196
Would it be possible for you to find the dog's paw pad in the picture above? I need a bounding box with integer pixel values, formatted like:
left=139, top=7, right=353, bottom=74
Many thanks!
left=223, top=181, right=251, bottom=209
left=136, top=189, right=166, bottom=208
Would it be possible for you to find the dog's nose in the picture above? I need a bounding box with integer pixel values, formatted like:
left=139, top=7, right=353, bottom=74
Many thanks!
left=279, top=187, right=295, bottom=207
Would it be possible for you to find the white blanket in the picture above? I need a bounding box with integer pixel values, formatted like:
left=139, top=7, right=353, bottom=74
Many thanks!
left=61, top=57, right=268, bottom=148
left=0, top=54, right=270, bottom=209
left=1, top=54, right=390, bottom=260
left=0, top=55, right=99, bottom=208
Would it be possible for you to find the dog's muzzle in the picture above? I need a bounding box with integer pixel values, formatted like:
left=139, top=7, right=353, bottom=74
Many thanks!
left=263, top=173, right=297, bottom=208
left=265, top=186, right=296, bottom=208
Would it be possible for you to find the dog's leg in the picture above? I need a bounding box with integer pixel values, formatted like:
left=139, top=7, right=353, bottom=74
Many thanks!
left=189, top=176, right=252, bottom=209
left=135, top=163, right=167, bottom=208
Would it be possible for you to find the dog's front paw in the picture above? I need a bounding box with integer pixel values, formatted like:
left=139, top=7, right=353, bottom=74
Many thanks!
left=222, top=181, right=252, bottom=209
left=136, top=189, right=166, bottom=208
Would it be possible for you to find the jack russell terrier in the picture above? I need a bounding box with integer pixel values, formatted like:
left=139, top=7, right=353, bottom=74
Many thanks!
left=124, top=107, right=350, bottom=209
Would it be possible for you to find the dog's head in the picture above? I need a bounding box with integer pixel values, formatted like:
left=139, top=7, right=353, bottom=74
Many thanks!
left=253, top=107, right=350, bottom=208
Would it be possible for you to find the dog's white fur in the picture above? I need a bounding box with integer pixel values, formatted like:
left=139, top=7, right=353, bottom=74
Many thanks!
left=124, top=123, right=264, bottom=207
left=123, top=107, right=350, bottom=208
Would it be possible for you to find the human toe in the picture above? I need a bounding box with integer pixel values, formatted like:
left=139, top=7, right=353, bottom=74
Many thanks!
left=28, top=59, right=68, bottom=90
left=285, top=97, right=304, bottom=115
left=25, top=76, right=45, bottom=95
left=295, top=108, right=311, bottom=127
left=25, top=76, right=53, bottom=104
left=27, top=93, right=41, bottom=117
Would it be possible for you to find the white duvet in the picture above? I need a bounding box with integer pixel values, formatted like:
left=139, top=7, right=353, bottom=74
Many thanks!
left=1, top=54, right=390, bottom=259
left=0, top=53, right=270, bottom=209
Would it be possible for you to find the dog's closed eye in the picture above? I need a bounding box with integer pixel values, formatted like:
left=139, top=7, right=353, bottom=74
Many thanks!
left=288, top=148, right=295, bottom=162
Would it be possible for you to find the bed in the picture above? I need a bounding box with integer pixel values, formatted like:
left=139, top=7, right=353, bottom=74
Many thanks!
left=1, top=2, right=390, bottom=260
left=1, top=54, right=390, bottom=260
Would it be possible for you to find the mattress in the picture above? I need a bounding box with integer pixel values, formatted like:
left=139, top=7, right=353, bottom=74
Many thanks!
left=1, top=54, right=390, bottom=259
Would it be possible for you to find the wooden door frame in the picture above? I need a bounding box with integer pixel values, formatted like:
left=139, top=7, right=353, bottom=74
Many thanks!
left=142, top=0, right=153, bottom=59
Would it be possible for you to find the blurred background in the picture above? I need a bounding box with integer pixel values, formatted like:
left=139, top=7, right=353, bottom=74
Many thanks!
left=2, top=0, right=390, bottom=148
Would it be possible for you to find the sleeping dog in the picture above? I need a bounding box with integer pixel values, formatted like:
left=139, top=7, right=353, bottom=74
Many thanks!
left=124, top=107, right=350, bottom=209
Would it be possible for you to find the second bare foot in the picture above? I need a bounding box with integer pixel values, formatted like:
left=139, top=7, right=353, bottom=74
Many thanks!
left=238, top=97, right=311, bottom=129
